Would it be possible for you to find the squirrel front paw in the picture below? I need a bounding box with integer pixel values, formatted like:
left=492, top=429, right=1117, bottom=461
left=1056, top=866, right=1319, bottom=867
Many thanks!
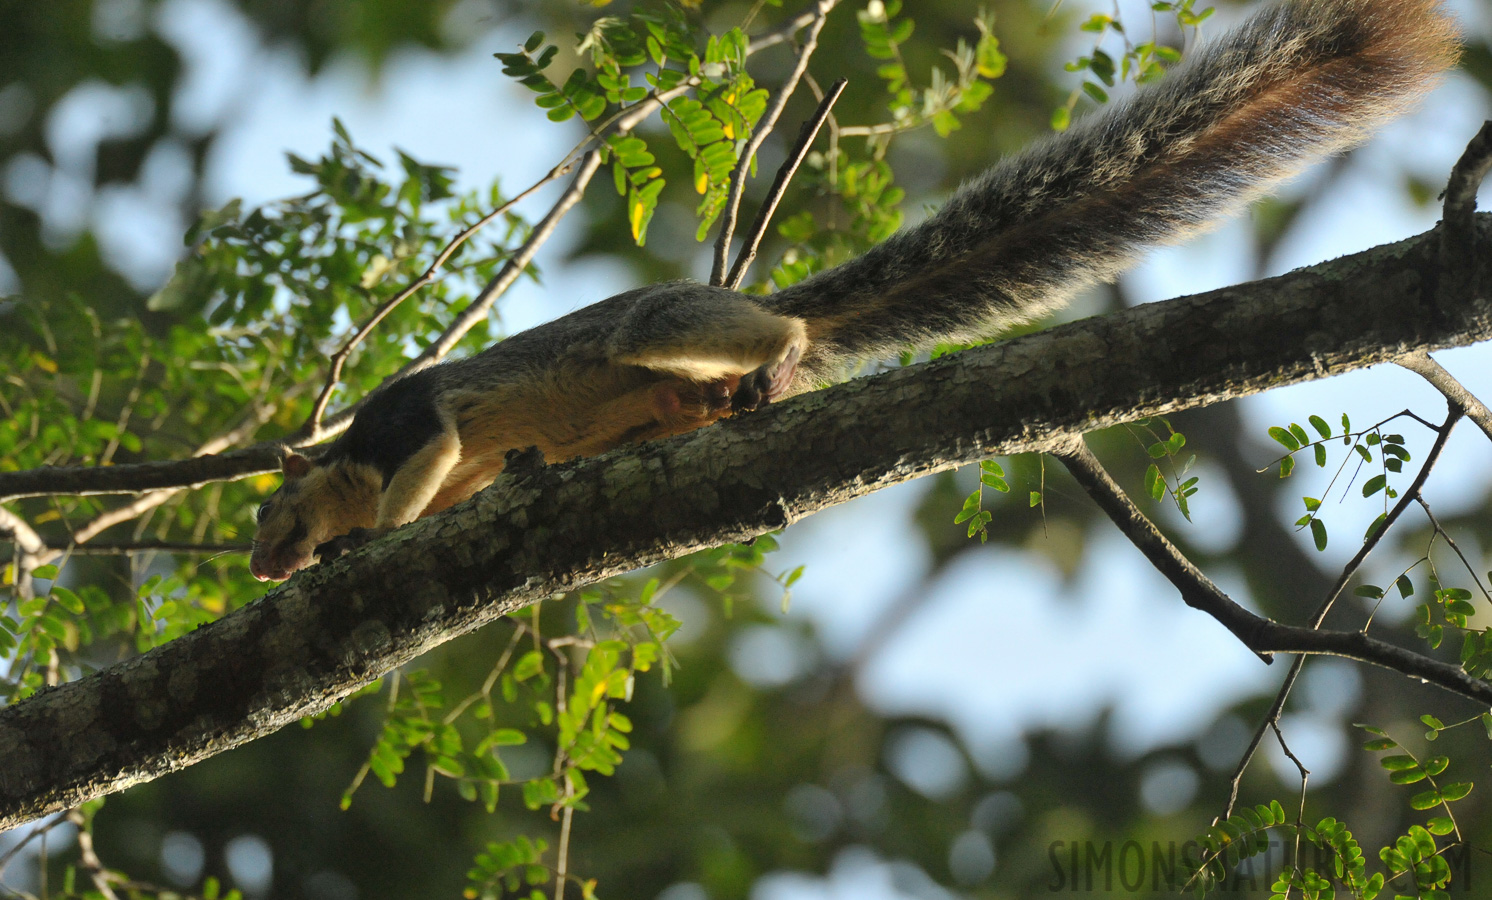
left=315, top=526, right=390, bottom=562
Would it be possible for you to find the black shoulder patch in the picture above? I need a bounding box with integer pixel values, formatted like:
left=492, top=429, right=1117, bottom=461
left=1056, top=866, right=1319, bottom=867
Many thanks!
left=323, top=370, right=444, bottom=489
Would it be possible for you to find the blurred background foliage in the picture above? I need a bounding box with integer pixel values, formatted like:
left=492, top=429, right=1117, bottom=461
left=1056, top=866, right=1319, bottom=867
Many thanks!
left=3, top=0, right=1492, bottom=898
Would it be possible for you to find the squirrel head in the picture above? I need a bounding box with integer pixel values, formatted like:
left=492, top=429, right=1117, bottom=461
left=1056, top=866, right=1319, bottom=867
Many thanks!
left=249, top=450, right=376, bottom=581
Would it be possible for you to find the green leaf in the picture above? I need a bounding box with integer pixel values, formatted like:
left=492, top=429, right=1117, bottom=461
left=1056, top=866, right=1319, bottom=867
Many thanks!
left=1309, top=415, right=1331, bottom=438
left=1310, top=518, right=1327, bottom=551
left=1145, top=463, right=1165, bottom=501
left=513, top=650, right=545, bottom=683
left=1362, top=474, right=1387, bottom=497
left=489, top=729, right=527, bottom=746
left=1268, top=426, right=1300, bottom=451
left=1438, top=781, right=1472, bottom=801
left=50, top=586, right=85, bottom=615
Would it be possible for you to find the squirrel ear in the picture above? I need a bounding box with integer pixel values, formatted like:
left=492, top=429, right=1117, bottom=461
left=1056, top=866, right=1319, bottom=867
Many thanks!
left=282, top=452, right=312, bottom=480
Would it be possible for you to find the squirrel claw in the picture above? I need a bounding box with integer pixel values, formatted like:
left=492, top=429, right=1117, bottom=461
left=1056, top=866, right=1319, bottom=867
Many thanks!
left=316, top=526, right=389, bottom=562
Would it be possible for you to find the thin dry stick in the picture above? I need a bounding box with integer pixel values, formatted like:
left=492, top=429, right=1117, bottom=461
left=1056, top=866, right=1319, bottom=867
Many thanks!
left=66, top=810, right=121, bottom=900
left=1219, top=406, right=1462, bottom=821
left=35, top=540, right=249, bottom=556
left=711, top=0, right=836, bottom=285
left=725, top=77, right=848, bottom=290
left=406, top=151, right=605, bottom=371
left=1416, top=497, right=1492, bottom=601
left=1274, top=722, right=1310, bottom=888
left=748, top=0, right=842, bottom=54
left=554, top=802, right=574, bottom=900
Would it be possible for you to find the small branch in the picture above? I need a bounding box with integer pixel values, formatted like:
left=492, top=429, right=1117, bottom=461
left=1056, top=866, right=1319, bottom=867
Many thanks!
left=27, top=400, right=284, bottom=566
left=747, top=0, right=842, bottom=55
left=404, top=151, right=604, bottom=373
left=712, top=1, right=835, bottom=286
left=66, top=809, right=121, bottom=900
left=1440, top=120, right=1492, bottom=268
left=554, top=802, right=574, bottom=900
left=724, top=77, right=847, bottom=290
left=1416, top=497, right=1492, bottom=602
left=1053, top=434, right=1492, bottom=705
left=1396, top=351, right=1492, bottom=443
left=43, top=540, right=250, bottom=556
left=1051, top=435, right=1273, bottom=662
left=0, top=506, right=46, bottom=558
left=1273, top=722, right=1310, bottom=886
left=0, top=813, right=66, bottom=877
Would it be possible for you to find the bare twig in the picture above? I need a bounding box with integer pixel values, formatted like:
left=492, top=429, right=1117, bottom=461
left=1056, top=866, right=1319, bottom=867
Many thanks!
left=39, top=540, right=249, bottom=556
left=1051, top=435, right=1272, bottom=663
left=0, top=813, right=66, bottom=878
left=747, top=0, right=843, bottom=54
left=725, top=77, right=848, bottom=290
left=554, top=802, right=574, bottom=900
left=0, top=507, right=45, bottom=558
left=66, top=809, right=121, bottom=900
left=1416, top=496, right=1492, bottom=601
left=1274, top=722, right=1310, bottom=887
left=1397, top=351, right=1492, bottom=443
left=1052, top=432, right=1492, bottom=705
left=406, top=152, right=605, bottom=371
left=712, top=0, right=836, bottom=286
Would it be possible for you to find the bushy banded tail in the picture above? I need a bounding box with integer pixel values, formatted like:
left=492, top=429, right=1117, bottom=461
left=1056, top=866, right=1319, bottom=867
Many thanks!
left=769, top=0, right=1460, bottom=375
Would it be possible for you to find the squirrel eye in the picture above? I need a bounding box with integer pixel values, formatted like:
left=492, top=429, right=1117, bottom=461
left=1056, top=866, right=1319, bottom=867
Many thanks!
left=256, top=501, right=271, bottom=523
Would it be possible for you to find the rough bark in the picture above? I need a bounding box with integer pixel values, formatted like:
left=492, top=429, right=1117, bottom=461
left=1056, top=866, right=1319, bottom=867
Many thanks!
left=0, top=217, right=1488, bottom=829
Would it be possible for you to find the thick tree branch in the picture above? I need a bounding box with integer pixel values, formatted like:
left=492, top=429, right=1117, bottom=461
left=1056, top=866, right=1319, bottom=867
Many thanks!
left=0, top=216, right=1488, bottom=827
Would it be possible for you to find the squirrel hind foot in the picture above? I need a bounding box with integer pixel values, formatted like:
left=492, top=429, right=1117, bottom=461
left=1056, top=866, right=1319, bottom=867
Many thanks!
left=732, top=343, right=802, bottom=413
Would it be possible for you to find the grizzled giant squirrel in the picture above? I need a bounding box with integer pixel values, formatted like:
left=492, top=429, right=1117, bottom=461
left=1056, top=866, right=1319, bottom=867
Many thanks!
left=250, top=0, right=1460, bottom=581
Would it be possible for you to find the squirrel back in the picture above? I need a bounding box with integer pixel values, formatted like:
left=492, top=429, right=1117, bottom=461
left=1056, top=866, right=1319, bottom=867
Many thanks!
left=767, top=0, right=1460, bottom=380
